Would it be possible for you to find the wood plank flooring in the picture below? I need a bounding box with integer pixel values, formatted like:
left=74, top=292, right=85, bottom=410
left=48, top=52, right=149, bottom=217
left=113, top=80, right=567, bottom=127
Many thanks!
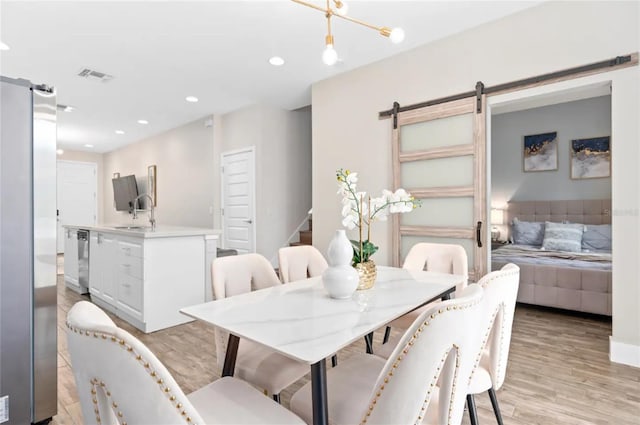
left=53, top=272, right=639, bottom=424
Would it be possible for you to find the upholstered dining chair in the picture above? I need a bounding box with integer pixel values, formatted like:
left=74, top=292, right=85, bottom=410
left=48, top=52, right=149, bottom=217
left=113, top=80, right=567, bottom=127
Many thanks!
left=278, top=245, right=328, bottom=283
left=466, top=263, right=520, bottom=425
left=66, top=301, right=305, bottom=425
left=382, top=242, right=469, bottom=344
left=290, top=284, right=486, bottom=425
left=211, top=253, right=309, bottom=403
left=277, top=245, right=340, bottom=367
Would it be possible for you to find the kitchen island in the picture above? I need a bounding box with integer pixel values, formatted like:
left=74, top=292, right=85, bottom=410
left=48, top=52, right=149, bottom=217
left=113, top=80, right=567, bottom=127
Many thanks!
left=63, top=224, right=220, bottom=333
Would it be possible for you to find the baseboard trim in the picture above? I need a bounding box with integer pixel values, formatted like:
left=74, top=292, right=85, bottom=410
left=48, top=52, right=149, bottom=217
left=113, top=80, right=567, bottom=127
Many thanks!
left=609, top=336, right=640, bottom=368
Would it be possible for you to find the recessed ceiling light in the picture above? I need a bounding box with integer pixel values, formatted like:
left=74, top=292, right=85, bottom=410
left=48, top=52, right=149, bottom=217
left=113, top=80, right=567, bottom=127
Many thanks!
left=56, top=149, right=64, bottom=155
left=0, top=42, right=9, bottom=51
left=269, top=56, right=285, bottom=66
left=137, top=119, right=149, bottom=125
left=84, top=144, right=94, bottom=148
left=185, top=96, right=199, bottom=103
left=115, top=130, right=125, bottom=135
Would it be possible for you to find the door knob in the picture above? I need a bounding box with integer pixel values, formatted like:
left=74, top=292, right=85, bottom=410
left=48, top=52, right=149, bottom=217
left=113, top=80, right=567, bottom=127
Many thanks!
left=242, top=219, right=253, bottom=224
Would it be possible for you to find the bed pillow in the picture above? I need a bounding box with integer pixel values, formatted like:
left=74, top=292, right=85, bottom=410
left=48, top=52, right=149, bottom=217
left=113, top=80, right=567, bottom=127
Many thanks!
left=511, top=218, right=545, bottom=246
left=582, top=224, right=612, bottom=251
left=541, top=222, right=584, bottom=252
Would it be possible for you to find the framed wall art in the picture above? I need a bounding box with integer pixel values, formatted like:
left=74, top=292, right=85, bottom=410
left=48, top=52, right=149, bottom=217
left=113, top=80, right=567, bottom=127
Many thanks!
left=570, top=136, right=610, bottom=179
left=523, top=131, right=558, bottom=172
left=148, top=165, right=157, bottom=206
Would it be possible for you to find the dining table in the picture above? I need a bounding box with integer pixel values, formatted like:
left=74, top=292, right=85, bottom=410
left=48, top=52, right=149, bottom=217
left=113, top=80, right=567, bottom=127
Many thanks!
left=180, top=266, right=464, bottom=425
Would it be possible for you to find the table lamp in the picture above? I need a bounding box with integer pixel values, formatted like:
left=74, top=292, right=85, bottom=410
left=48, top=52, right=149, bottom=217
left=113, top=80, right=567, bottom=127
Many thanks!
left=490, top=208, right=504, bottom=241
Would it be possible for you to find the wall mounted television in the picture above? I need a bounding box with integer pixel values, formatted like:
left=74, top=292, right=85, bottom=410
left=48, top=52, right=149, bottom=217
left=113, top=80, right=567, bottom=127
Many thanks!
left=112, top=174, right=139, bottom=212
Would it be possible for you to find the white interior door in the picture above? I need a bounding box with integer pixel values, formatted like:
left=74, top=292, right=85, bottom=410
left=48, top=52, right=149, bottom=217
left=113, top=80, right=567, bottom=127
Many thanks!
left=392, top=96, right=487, bottom=281
left=57, top=160, right=97, bottom=253
left=221, top=147, right=256, bottom=254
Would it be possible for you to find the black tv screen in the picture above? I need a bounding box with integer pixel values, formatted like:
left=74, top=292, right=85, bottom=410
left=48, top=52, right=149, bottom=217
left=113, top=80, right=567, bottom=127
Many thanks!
left=112, top=175, right=139, bottom=212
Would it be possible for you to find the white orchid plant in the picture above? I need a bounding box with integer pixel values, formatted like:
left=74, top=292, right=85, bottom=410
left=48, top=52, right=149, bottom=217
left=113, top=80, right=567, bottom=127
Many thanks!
left=336, top=168, right=421, bottom=265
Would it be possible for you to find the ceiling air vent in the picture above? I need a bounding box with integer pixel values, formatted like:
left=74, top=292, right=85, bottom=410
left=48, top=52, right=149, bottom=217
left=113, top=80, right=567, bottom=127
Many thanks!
left=77, top=68, right=114, bottom=82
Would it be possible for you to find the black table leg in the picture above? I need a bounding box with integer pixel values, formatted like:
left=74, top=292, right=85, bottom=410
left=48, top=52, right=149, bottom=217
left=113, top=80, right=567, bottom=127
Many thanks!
left=383, top=326, right=391, bottom=344
left=222, top=334, right=239, bottom=377
left=311, top=359, right=329, bottom=425
left=364, top=332, right=374, bottom=354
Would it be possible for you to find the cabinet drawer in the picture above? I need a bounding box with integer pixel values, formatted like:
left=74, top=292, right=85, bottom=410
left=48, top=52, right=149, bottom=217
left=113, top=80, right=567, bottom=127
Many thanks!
left=117, top=274, right=143, bottom=319
left=119, top=241, right=143, bottom=259
left=120, top=255, right=143, bottom=280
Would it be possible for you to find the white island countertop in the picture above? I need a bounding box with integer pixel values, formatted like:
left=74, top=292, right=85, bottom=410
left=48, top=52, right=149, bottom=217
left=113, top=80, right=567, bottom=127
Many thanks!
left=62, top=224, right=221, bottom=239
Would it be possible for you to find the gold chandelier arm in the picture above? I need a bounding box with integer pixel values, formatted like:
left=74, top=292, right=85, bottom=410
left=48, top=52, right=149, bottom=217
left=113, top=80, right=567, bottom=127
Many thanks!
left=326, top=0, right=332, bottom=37
left=290, top=0, right=391, bottom=38
left=290, top=0, right=327, bottom=14
left=333, top=13, right=388, bottom=36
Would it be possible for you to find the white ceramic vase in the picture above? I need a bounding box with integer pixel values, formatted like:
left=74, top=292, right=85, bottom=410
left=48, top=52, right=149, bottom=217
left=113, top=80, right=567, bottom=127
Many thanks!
left=326, top=229, right=352, bottom=266
left=322, top=265, right=359, bottom=299
left=322, top=229, right=358, bottom=299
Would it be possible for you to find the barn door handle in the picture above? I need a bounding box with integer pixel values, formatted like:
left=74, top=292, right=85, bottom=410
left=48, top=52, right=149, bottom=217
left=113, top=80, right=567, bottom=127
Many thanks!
left=476, top=221, right=483, bottom=248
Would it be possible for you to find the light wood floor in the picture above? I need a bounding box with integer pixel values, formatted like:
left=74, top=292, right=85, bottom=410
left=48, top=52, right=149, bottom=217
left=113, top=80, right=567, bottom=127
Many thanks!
left=53, top=273, right=640, bottom=425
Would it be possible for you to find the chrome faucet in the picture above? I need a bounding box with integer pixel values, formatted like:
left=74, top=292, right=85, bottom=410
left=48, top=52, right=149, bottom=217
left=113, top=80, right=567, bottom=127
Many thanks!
left=132, top=193, right=156, bottom=230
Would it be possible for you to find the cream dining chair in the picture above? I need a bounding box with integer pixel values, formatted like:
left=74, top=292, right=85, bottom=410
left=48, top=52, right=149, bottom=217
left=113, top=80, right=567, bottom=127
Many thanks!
left=278, top=244, right=339, bottom=367
left=278, top=245, right=328, bottom=283
left=466, top=263, right=520, bottom=425
left=66, top=300, right=305, bottom=425
left=211, top=253, right=309, bottom=403
left=382, top=242, right=469, bottom=345
left=290, top=284, right=487, bottom=425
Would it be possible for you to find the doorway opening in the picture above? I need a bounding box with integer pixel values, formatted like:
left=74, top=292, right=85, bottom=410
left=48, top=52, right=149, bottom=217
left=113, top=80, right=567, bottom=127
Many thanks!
left=487, top=81, right=613, bottom=317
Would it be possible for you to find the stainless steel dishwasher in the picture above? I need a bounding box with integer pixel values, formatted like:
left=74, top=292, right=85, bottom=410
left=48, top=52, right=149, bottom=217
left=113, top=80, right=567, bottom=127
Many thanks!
left=77, top=229, right=90, bottom=294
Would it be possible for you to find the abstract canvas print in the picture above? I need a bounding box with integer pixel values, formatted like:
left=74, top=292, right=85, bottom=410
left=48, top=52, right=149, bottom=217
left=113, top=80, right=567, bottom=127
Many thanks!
left=523, top=132, right=558, bottom=172
left=571, top=136, right=611, bottom=179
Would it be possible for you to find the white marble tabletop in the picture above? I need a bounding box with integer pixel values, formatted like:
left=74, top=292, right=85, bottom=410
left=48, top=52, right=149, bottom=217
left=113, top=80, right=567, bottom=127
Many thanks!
left=180, top=266, right=463, bottom=364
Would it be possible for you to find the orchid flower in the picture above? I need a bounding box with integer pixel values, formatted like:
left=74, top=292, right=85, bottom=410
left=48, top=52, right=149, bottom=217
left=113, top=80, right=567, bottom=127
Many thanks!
left=335, top=168, right=421, bottom=264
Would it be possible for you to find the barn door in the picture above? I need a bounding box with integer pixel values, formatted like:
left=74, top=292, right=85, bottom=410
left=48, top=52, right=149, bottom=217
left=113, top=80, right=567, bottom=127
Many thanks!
left=392, top=94, right=487, bottom=281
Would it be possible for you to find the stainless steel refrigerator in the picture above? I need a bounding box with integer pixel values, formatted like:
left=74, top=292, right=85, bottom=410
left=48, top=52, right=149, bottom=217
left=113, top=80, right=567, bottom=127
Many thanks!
left=1, top=76, right=57, bottom=424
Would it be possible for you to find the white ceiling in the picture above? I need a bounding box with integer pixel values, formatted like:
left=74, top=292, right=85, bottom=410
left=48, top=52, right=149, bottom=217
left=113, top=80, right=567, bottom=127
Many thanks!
left=1, top=1, right=541, bottom=153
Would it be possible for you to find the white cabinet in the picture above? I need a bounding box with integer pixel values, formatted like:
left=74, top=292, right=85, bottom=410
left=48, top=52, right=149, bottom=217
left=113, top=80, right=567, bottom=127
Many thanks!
left=63, top=228, right=79, bottom=288
left=87, top=230, right=207, bottom=333
left=89, top=232, right=117, bottom=305
left=116, top=240, right=144, bottom=321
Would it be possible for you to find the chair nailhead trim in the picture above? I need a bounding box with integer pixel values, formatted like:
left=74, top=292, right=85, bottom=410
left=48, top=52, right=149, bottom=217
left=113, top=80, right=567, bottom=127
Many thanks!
left=360, top=296, right=481, bottom=425
left=66, top=322, right=199, bottom=425
left=470, top=269, right=519, bottom=388
left=88, top=378, right=126, bottom=425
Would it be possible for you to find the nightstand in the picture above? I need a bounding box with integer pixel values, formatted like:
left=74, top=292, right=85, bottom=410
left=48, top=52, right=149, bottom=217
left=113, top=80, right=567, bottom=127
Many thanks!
left=491, top=240, right=507, bottom=250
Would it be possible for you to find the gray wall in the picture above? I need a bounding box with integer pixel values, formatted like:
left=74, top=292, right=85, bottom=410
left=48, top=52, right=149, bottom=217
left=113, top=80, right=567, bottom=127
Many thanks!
left=102, top=116, right=215, bottom=227
left=220, top=104, right=312, bottom=263
left=491, top=95, right=611, bottom=207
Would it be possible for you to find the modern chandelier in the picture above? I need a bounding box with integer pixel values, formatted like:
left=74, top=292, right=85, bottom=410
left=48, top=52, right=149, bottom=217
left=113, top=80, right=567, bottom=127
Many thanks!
left=291, top=0, right=405, bottom=66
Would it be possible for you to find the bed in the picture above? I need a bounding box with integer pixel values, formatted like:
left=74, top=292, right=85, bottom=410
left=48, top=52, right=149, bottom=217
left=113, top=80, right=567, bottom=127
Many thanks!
left=491, top=199, right=612, bottom=316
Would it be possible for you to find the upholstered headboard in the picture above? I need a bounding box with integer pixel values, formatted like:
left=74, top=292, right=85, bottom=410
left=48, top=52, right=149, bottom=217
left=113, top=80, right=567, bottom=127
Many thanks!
left=505, top=199, right=611, bottom=228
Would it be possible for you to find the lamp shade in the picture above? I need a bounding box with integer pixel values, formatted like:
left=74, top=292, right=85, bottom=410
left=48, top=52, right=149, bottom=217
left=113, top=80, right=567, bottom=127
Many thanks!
left=490, top=208, right=504, bottom=225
